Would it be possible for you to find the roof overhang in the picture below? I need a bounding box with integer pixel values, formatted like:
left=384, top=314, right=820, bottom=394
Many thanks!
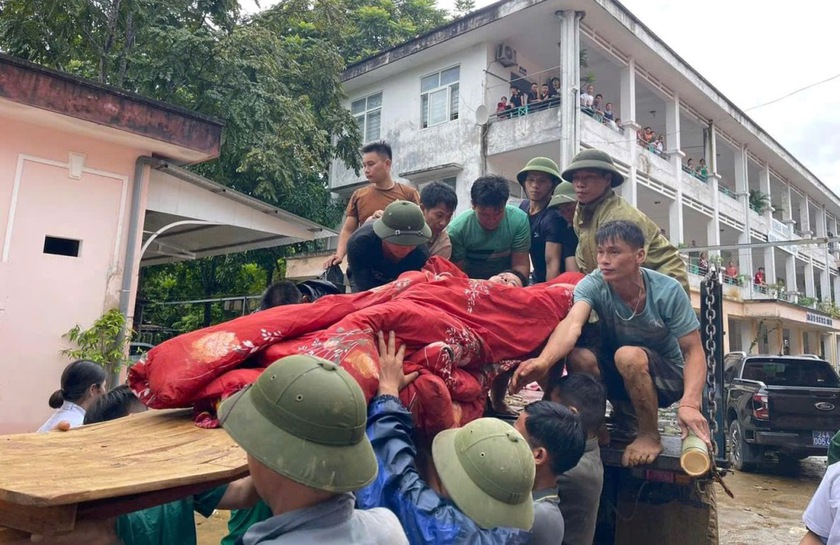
left=742, top=299, right=839, bottom=331
left=0, top=54, right=223, bottom=163
left=140, top=164, right=336, bottom=266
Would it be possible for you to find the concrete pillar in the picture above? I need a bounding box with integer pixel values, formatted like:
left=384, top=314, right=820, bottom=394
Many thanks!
left=620, top=58, right=636, bottom=128
left=800, top=195, right=811, bottom=236
left=790, top=328, right=804, bottom=355
left=834, top=275, right=840, bottom=305
left=805, top=260, right=816, bottom=298
left=785, top=255, right=798, bottom=298
left=666, top=93, right=683, bottom=245
left=734, top=145, right=752, bottom=284
left=558, top=10, right=583, bottom=170
left=760, top=167, right=773, bottom=224
left=768, top=323, right=783, bottom=354
left=741, top=321, right=754, bottom=354
left=706, top=174, right=722, bottom=251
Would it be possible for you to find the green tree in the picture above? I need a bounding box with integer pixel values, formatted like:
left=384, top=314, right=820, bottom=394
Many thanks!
left=454, top=0, right=475, bottom=16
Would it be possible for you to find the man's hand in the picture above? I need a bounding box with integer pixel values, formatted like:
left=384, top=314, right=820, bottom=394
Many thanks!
left=377, top=331, right=418, bottom=397
left=509, top=358, right=551, bottom=394
left=52, top=421, right=71, bottom=432
left=677, top=404, right=712, bottom=450
left=363, top=210, right=384, bottom=225
left=323, top=254, right=343, bottom=268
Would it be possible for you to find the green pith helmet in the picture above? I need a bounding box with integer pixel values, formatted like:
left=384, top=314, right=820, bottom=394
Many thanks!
left=547, top=181, right=577, bottom=209
left=373, top=200, right=432, bottom=246
left=561, top=149, right=625, bottom=187
left=432, top=417, right=536, bottom=530
left=218, top=354, right=377, bottom=492
left=516, top=157, right=562, bottom=188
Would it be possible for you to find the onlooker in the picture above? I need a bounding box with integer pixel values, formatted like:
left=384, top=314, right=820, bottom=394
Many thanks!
left=510, top=86, right=525, bottom=111
left=324, top=141, right=420, bottom=268
left=448, top=175, right=531, bottom=280
left=420, top=181, right=458, bottom=260
left=654, top=134, right=665, bottom=153
left=754, top=266, right=766, bottom=286
left=512, top=220, right=710, bottom=468
left=725, top=261, right=738, bottom=278
left=537, top=83, right=551, bottom=111
left=553, top=148, right=689, bottom=291
left=346, top=201, right=431, bottom=292
left=592, top=94, right=603, bottom=115
left=799, top=461, right=840, bottom=544
left=357, top=331, right=533, bottom=545
left=528, top=82, right=540, bottom=107
left=258, top=281, right=302, bottom=310
left=548, top=374, right=607, bottom=545
left=219, top=354, right=409, bottom=544
left=513, top=401, right=586, bottom=545
left=546, top=181, right=580, bottom=274
left=580, top=84, right=594, bottom=108
left=83, top=385, right=146, bottom=425
left=603, top=103, right=614, bottom=121
left=549, top=77, right=561, bottom=107
left=686, top=158, right=694, bottom=172
left=37, top=360, right=107, bottom=433
left=517, top=157, right=567, bottom=282
left=697, top=158, right=708, bottom=179
left=496, top=95, right=509, bottom=117
left=614, top=118, right=623, bottom=129
left=697, top=252, right=709, bottom=275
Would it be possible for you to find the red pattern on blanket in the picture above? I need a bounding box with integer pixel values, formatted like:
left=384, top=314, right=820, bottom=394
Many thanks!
left=128, top=258, right=579, bottom=435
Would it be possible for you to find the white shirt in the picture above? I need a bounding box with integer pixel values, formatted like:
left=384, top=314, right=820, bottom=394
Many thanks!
left=37, top=401, right=86, bottom=433
left=803, top=462, right=840, bottom=544
left=580, top=92, right=594, bottom=107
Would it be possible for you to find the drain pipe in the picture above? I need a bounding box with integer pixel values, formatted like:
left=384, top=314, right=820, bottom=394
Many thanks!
left=115, top=155, right=162, bottom=385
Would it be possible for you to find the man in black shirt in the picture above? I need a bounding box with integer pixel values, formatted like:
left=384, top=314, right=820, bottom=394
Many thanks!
left=517, top=157, right=569, bottom=283
left=547, top=181, right=579, bottom=275
left=347, top=200, right=431, bottom=292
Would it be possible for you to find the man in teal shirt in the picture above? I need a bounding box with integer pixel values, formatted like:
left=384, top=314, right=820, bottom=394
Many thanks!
left=447, top=175, right=530, bottom=280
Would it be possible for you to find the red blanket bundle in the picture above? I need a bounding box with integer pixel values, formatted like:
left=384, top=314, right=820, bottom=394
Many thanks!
left=129, top=258, right=579, bottom=435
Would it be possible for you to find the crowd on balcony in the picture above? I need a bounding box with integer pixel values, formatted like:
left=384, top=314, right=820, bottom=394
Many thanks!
left=636, top=126, right=668, bottom=159
left=681, top=158, right=709, bottom=182
left=495, top=78, right=561, bottom=118
left=579, top=84, right=622, bottom=133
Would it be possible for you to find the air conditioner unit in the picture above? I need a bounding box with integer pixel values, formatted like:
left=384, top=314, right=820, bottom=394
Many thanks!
left=495, top=43, right=518, bottom=67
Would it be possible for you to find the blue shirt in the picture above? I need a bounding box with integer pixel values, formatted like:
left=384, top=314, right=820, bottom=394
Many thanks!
left=573, top=267, right=699, bottom=365
left=357, top=396, right=530, bottom=545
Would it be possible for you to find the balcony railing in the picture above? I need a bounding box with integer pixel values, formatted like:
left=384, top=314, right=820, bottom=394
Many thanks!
left=490, top=99, right=560, bottom=122
left=580, top=107, right=625, bottom=134
left=681, top=163, right=708, bottom=183
left=719, top=185, right=737, bottom=199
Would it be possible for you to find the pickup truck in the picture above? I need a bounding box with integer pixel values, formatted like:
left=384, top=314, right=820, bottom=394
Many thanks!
left=723, top=352, right=840, bottom=471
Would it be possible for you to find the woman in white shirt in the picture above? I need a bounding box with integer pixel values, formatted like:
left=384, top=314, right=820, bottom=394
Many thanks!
left=37, top=360, right=107, bottom=433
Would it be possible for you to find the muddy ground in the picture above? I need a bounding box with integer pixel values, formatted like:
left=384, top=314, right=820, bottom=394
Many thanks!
left=196, top=456, right=825, bottom=544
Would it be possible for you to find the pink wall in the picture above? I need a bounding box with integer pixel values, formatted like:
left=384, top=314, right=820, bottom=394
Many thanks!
left=0, top=117, right=147, bottom=433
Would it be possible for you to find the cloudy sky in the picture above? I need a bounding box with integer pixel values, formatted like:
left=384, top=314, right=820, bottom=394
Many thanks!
left=242, top=0, right=840, bottom=195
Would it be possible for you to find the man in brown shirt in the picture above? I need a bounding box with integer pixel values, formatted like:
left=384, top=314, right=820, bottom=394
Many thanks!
left=324, top=141, right=420, bottom=268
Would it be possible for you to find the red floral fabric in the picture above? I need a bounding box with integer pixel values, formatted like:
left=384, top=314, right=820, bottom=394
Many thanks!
left=128, top=258, right=580, bottom=435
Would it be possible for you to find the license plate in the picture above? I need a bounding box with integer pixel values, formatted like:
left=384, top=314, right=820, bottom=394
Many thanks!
left=813, top=431, right=833, bottom=447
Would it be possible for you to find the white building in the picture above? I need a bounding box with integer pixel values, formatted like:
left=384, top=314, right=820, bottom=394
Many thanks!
left=328, top=0, right=840, bottom=362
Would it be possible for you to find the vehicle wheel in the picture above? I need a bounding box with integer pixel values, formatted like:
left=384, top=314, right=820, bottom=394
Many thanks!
left=728, top=420, right=761, bottom=472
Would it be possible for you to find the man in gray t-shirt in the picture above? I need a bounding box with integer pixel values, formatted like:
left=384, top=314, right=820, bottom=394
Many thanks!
left=512, top=220, right=711, bottom=468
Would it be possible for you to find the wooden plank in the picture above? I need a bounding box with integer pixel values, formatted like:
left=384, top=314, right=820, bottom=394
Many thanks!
left=0, top=409, right=247, bottom=507
left=0, top=499, right=76, bottom=536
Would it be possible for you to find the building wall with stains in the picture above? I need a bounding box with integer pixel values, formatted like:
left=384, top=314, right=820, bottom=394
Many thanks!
left=0, top=116, right=147, bottom=433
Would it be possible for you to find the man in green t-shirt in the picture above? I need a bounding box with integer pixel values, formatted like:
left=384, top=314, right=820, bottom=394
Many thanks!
left=447, top=175, right=531, bottom=280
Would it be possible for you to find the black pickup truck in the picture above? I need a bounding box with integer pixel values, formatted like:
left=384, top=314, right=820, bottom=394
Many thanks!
left=724, top=352, right=840, bottom=471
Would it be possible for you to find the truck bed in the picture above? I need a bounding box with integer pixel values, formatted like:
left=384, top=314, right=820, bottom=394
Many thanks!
left=600, top=434, right=688, bottom=473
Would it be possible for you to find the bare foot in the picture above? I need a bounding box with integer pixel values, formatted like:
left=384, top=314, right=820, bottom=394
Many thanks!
left=621, top=432, right=663, bottom=467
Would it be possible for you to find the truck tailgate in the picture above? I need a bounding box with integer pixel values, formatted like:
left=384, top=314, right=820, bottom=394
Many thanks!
left=767, top=386, right=840, bottom=430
